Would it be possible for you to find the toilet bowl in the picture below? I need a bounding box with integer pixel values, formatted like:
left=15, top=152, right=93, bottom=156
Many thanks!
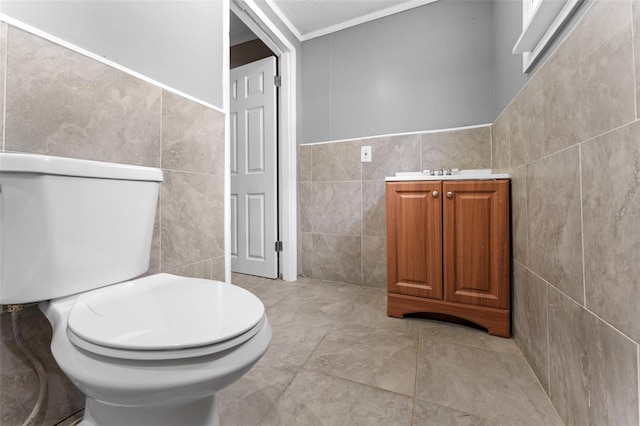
left=42, top=274, right=272, bottom=426
left=0, top=153, right=272, bottom=425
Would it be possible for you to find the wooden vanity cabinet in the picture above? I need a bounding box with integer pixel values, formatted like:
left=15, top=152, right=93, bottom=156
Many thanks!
left=386, top=179, right=510, bottom=337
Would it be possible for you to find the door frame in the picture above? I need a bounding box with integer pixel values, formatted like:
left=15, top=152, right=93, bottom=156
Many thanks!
left=225, top=0, right=298, bottom=282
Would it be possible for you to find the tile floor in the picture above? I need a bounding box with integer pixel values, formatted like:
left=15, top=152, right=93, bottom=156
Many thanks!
left=218, top=273, right=564, bottom=426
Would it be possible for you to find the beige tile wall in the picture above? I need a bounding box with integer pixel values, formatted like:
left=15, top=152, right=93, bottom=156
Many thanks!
left=299, top=126, right=491, bottom=287
left=301, top=1, right=640, bottom=422
left=0, top=25, right=226, bottom=424
left=497, top=0, right=640, bottom=423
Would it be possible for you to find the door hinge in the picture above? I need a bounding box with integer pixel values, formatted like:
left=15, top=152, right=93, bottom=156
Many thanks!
left=275, top=241, right=283, bottom=252
left=274, top=75, right=282, bottom=87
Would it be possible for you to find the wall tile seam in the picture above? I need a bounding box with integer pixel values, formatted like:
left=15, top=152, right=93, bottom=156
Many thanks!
left=160, top=167, right=223, bottom=177
left=490, top=125, right=494, bottom=170
left=517, top=260, right=640, bottom=346
left=161, top=256, right=222, bottom=273
left=509, top=262, right=551, bottom=398
left=362, top=233, right=386, bottom=238
left=628, top=0, right=638, bottom=121
left=509, top=118, right=640, bottom=178
left=163, top=258, right=215, bottom=271
left=578, top=144, right=587, bottom=310
left=309, top=179, right=364, bottom=183
left=522, top=139, right=582, bottom=168
left=545, top=270, right=551, bottom=401
left=308, top=231, right=364, bottom=238
left=515, top=163, right=529, bottom=267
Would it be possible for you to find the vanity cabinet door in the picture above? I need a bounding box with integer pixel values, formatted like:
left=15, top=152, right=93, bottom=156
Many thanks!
left=386, top=182, right=443, bottom=299
left=443, top=180, right=510, bottom=309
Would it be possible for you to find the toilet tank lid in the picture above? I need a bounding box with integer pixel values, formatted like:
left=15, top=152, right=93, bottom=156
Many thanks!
left=0, top=153, right=164, bottom=182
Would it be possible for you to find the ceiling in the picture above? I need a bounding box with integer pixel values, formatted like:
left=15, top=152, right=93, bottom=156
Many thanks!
left=271, top=0, right=435, bottom=40
left=230, top=0, right=437, bottom=45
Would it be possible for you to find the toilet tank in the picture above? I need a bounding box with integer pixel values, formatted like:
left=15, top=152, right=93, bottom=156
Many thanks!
left=0, top=153, right=164, bottom=304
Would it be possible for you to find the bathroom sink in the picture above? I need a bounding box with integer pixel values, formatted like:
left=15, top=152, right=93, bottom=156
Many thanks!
left=385, top=169, right=510, bottom=181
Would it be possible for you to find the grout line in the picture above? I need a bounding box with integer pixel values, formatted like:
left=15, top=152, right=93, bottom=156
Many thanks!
left=489, top=124, right=493, bottom=170
left=419, top=134, right=423, bottom=170
left=522, top=262, right=638, bottom=346
left=578, top=144, right=587, bottom=307
left=411, top=322, right=422, bottom=426
left=526, top=117, right=640, bottom=169
left=631, top=0, right=638, bottom=121
left=546, top=274, right=551, bottom=402
left=254, top=364, right=300, bottom=425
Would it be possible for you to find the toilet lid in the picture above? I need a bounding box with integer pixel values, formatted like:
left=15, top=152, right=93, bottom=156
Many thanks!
left=67, top=273, right=265, bottom=351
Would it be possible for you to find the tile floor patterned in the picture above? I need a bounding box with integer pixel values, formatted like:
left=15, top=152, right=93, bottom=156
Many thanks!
left=218, top=273, right=564, bottom=426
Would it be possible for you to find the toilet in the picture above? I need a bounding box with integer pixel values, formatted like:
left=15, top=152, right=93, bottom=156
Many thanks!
left=0, top=153, right=272, bottom=426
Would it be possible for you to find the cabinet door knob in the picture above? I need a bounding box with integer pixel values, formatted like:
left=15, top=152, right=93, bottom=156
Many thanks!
left=446, top=191, right=454, bottom=198
left=432, top=191, right=439, bottom=197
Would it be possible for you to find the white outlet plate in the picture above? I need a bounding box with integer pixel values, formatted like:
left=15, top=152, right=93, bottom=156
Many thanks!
left=361, top=146, right=372, bottom=162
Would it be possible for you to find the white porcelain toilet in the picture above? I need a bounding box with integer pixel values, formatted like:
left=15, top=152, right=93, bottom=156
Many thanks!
left=0, top=153, right=272, bottom=426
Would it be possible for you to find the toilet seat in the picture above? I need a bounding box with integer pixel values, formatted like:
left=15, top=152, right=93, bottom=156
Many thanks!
left=66, top=273, right=266, bottom=360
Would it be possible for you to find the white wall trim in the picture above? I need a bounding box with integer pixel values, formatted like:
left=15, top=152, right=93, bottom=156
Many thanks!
left=231, top=0, right=298, bottom=282
left=515, top=0, right=585, bottom=73
left=0, top=14, right=226, bottom=114
left=300, top=123, right=493, bottom=146
left=223, top=0, right=232, bottom=284
left=263, top=0, right=303, bottom=42
left=264, top=0, right=438, bottom=42
left=300, top=0, right=438, bottom=41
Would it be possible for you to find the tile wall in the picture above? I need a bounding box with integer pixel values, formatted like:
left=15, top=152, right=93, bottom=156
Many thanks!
left=299, top=126, right=491, bottom=286
left=0, top=24, right=226, bottom=424
left=300, top=1, right=640, bottom=422
left=495, top=0, right=640, bottom=423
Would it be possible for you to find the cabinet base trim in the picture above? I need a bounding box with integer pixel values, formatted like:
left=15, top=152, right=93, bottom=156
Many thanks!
left=387, top=293, right=511, bottom=338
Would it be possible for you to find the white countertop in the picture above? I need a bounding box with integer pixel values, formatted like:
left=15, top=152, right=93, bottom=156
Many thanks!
left=385, top=169, right=511, bottom=182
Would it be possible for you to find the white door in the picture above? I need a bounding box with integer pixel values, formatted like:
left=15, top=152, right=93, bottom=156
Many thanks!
left=230, top=57, right=278, bottom=278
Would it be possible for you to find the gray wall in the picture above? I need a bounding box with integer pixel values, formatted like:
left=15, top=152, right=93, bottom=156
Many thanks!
left=1, top=0, right=225, bottom=107
left=301, top=0, right=495, bottom=144
left=492, top=0, right=529, bottom=118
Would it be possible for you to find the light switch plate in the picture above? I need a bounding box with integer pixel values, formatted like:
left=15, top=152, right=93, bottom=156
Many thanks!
left=361, top=146, right=372, bottom=162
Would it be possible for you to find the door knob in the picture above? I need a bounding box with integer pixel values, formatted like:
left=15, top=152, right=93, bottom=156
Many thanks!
left=432, top=191, right=439, bottom=197
left=446, top=192, right=454, bottom=198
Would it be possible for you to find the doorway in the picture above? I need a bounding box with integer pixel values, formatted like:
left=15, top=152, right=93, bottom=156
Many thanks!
left=228, top=2, right=297, bottom=281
